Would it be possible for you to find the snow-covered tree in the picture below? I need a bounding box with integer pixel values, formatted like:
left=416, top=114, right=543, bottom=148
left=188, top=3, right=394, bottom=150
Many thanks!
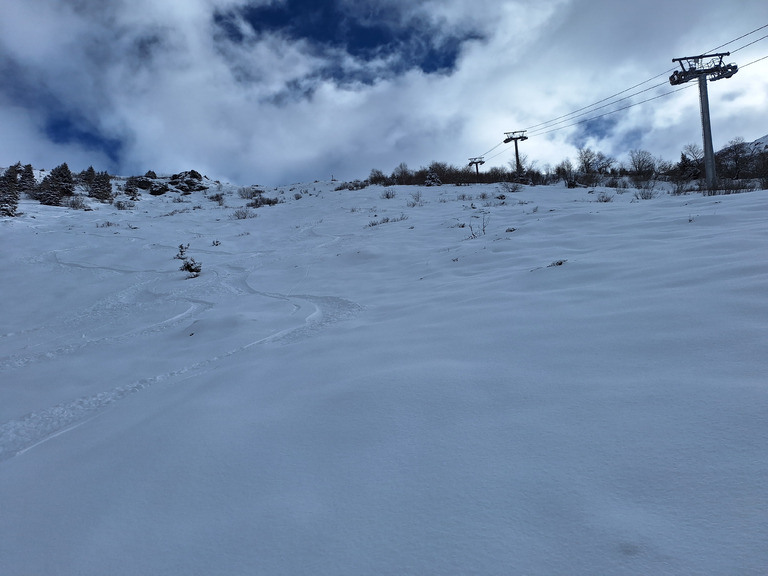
left=38, top=163, right=74, bottom=206
left=424, top=170, right=442, bottom=187
left=89, top=171, right=113, bottom=202
left=78, top=166, right=96, bottom=191
left=18, top=164, right=37, bottom=198
left=0, top=163, right=21, bottom=217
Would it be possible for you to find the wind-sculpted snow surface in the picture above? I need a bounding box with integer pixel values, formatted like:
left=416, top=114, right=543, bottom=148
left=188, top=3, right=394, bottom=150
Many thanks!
left=1, top=181, right=767, bottom=575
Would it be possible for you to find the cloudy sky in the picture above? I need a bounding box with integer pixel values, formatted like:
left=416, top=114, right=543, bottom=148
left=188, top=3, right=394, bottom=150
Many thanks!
left=1, top=0, right=767, bottom=185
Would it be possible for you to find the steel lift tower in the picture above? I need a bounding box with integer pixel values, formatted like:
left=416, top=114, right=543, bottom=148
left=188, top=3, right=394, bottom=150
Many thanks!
left=669, top=52, right=738, bottom=190
left=503, top=131, right=528, bottom=177
left=468, top=157, right=485, bottom=178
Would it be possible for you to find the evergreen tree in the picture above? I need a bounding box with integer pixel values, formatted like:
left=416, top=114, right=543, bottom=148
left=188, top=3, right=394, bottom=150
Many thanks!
left=0, top=163, right=21, bottom=217
left=18, top=164, right=37, bottom=199
left=78, top=166, right=96, bottom=193
left=90, top=171, right=113, bottom=202
left=38, top=162, right=74, bottom=206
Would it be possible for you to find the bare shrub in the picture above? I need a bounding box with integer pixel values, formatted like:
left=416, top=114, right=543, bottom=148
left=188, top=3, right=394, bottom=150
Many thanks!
left=65, top=195, right=89, bottom=210
left=406, top=190, right=424, bottom=207
left=247, top=194, right=280, bottom=208
left=335, top=180, right=368, bottom=191
left=367, top=213, right=408, bottom=227
left=231, top=207, right=256, bottom=219
left=634, top=189, right=657, bottom=200
left=238, top=186, right=259, bottom=199
left=500, top=181, right=523, bottom=194
left=704, top=179, right=757, bottom=196
left=115, top=200, right=135, bottom=210
left=209, top=193, right=225, bottom=205
left=380, top=189, right=397, bottom=199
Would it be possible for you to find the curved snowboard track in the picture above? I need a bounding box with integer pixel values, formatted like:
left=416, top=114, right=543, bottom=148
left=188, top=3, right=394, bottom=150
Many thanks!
left=0, top=292, right=362, bottom=463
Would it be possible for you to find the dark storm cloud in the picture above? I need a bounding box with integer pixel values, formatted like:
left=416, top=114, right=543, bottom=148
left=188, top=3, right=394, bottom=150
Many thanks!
left=0, top=53, right=123, bottom=164
left=214, top=0, right=485, bottom=84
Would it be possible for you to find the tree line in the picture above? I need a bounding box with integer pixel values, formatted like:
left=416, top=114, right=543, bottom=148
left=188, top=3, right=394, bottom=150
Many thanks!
left=0, top=162, right=112, bottom=216
left=368, top=137, right=768, bottom=191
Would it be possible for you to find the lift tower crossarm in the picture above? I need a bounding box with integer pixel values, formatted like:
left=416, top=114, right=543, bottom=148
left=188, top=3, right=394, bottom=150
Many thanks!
left=670, top=52, right=738, bottom=85
left=468, top=157, right=485, bottom=178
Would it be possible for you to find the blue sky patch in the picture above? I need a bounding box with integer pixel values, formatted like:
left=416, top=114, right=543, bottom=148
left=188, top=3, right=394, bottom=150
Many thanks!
left=44, top=114, right=123, bottom=165
left=214, top=0, right=483, bottom=83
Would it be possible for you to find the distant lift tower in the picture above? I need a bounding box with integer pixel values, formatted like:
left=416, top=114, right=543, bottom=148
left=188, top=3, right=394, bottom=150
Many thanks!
left=669, top=52, right=738, bottom=190
left=503, top=131, right=528, bottom=176
left=468, top=157, right=485, bottom=177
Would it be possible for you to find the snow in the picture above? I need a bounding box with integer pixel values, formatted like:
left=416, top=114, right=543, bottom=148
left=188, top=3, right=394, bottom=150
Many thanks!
left=751, top=133, right=768, bottom=152
left=1, top=181, right=767, bottom=575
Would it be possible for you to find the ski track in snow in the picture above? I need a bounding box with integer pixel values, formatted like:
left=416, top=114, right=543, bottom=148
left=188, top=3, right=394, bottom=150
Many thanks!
left=0, top=253, right=362, bottom=461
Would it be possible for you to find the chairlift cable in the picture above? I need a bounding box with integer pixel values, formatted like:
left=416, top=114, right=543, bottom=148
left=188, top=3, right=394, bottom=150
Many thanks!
left=525, top=80, right=670, bottom=137
left=527, top=85, right=695, bottom=137
left=740, top=53, right=768, bottom=67
left=728, top=32, right=768, bottom=54
left=706, top=23, right=768, bottom=53
left=478, top=141, right=504, bottom=157
left=523, top=72, right=674, bottom=132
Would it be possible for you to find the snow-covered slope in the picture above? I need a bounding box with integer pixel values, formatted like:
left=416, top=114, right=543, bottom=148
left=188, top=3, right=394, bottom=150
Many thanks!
left=750, top=133, right=768, bottom=152
left=1, top=182, right=767, bottom=575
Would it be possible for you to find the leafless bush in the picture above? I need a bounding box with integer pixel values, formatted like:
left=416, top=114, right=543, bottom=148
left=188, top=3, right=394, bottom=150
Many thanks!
left=231, top=207, right=257, bottom=219
left=498, top=181, right=522, bottom=194
left=367, top=213, right=408, bottom=227
left=209, top=193, right=225, bottom=205
left=634, top=189, right=657, bottom=200
left=65, top=195, right=89, bottom=210
left=406, top=190, right=424, bottom=207
left=247, top=194, right=280, bottom=208
left=704, top=179, right=757, bottom=196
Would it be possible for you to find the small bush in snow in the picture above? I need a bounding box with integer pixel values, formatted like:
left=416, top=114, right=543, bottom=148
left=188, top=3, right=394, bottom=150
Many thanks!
left=247, top=195, right=279, bottom=208
left=596, top=191, right=614, bottom=202
left=406, top=190, right=424, bottom=207
left=175, top=244, right=189, bottom=260
left=380, top=189, right=397, bottom=199
left=115, top=200, right=135, bottom=210
left=238, top=187, right=257, bottom=199
left=335, top=180, right=368, bottom=191
left=180, top=258, right=202, bottom=278
left=498, top=181, right=522, bottom=194
left=209, top=192, right=225, bottom=205
left=231, top=207, right=256, bottom=220
left=65, top=195, right=89, bottom=210
left=634, top=189, right=656, bottom=200
left=367, top=213, right=408, bottom=227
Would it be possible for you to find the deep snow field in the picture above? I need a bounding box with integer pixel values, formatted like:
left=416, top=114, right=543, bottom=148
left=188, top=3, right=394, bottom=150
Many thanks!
left=1, top=179, right=767, bottom=575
